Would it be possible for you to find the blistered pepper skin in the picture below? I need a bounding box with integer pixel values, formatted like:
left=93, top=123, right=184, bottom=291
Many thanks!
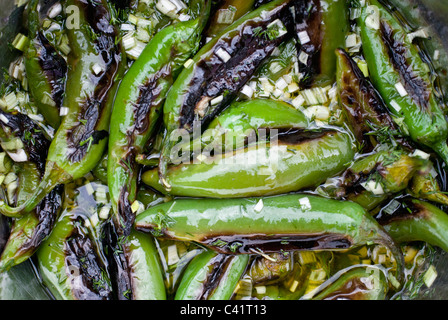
left=376, top=198, right=448, bottom=252
left=0, top=0, right=126, bottom=218
left=143, top=128, right=355, bottom=198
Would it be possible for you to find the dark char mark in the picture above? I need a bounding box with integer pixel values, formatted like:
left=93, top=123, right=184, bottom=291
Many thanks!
left=15, top=185, right=63, bottom=256
left=0, top=109, right=64, bottom=255
left=66, top=0, right=121, bottom=163
left=36, top=32, right=67, bottom=110
left=380, top=21, right=431, bottom=109
left=179, top=0, right=294, bottom=131
left=65, top=219, right=113, bottom=300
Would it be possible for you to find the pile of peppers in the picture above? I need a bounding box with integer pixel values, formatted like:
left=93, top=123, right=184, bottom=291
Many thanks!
left=0, top=0, right=447, bottom=300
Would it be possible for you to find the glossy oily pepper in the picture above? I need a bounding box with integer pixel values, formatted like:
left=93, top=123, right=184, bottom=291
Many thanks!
left=335, top=48, right=408, bottom=152
left=135, top=193, right=405, bottom=284
left=294, top=0, right=348, bottom=87
left=24, top=0, right=67, bottom=129
left=376, top=197, right=448, bottom=252
left=107, top=0, right=211, bottom=237
left=175, top=250, right=249, bottom=300
left=142, top=128, right=355, bottom=198
left=0, top=0, right=125, bottom=218
left=158, top=0, right=296, bottom=190
left=310, top=266, right=388, bottom=300
left=358, top=0, right=448, bottom=164
left=325, top=149, right=424, bottom=211
left=0, top=109, right=63, bottom=271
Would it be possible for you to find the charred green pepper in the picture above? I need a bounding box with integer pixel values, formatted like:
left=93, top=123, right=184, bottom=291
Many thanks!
left=174, top=249, right=249, bottom=300
left=0, top=109, right=63, bottom=271
left=107, top=0, right=211, bottom=237
left=335, top=48, right=409, bottom=152
left=310, top=266, right=388, bottom=300
left=0, top=0, right=126, bottom=218
left=135, top=193, right=405, bottom=284
left=24, top=0, right=67, bottom=129
left=294, top=0, right=349, bottom=87
left=376, top=197, right=448, bottom=252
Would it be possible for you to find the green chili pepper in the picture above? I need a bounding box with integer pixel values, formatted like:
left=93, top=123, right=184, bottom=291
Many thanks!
left=173, top=98, right=309, bottom=156
left=376, top=197, right=448, bottom=253
left=158, top=0, right=296, bottom=190
left=0, top=0, right=126, bottom=218
left=310, top=266, right=388, bottom=300
left=358, top=0, right=448, bottom=164
left=205, top=0, right=256, bottom=39
left=23, top=0, right=67, bottom=129
left=335, top=48, right=409, bottom=152
left=37, top=207, right=113, bottom=300
left=294, top=0, right=349, bottom=87
left=248, top=252, right=292, bottom=286
left=409, top=167, right=448, bottom=207
left=134, top=193, right=405, bottom=284
left=174, top=249, right=249, bottom=300
left=0, top=110, right=63, bottom=271
left=107, top=0, right=211, bottom=237
left=142, top=128, right=355, bottom=198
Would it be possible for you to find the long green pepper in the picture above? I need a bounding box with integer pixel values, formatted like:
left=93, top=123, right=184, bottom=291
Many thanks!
left=0, top=0, right=126, bottom=218
left=107, top=0, right=211, bottom=236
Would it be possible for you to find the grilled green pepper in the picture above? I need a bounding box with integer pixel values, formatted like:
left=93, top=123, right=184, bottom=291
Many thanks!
left=37, top=204, right=113, bottom=300
left=158, top=0, right=296, bottom=190
left=0, top=110, right=63, bottom=271
left=294, top=0, right=349, bottom=87
left=175, top=250, right=249, bottom=300
left=143, top=128, right=355, bottom=198
left=171, top=98, right=309, bottom=157
left=358, top=0, right=448, bottom=164
left=24, top=0, right=67, bottom=129
left=335, top=48, right=409, bottom=152
left=310, top=266, right=388, bottom=300
left=0, top=0, right=126, bottom=218
left=106, top=225, right=167, bottom=300
left=107, top=0, right=211, bottom=236
left=376, top=197, right=448, bottom=252
left=135, top=193, right=405, bottom=284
